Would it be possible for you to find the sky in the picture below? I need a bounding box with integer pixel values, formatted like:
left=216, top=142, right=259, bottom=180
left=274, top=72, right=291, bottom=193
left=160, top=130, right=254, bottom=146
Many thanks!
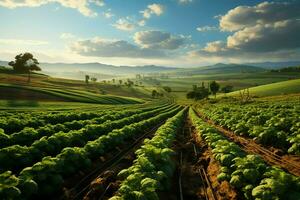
left=0, top=0, right=299, bottom=67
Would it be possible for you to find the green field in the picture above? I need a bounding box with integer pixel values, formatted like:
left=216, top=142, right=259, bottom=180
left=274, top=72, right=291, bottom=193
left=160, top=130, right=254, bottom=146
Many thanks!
left=0, top=66, right=300, bottom=200
left=141, top=71, right=300, bottom=92
left=226, top=78, right=300, bottom=97
left=0, top=71, right=157, bottom=107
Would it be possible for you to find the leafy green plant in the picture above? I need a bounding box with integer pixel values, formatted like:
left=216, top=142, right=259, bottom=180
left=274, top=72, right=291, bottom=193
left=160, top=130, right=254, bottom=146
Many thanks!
left=111, top=108, right=186, bottom=200
left=189, top=108, right=300, bottom=200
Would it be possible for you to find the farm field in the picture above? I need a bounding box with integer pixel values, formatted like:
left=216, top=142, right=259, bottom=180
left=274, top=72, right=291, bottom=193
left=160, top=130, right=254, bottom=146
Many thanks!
left=0, top=71, right=300, bottom=200
left=1, top=1, right=300, bottom=199
left=1, top=64, right=300, bottom=200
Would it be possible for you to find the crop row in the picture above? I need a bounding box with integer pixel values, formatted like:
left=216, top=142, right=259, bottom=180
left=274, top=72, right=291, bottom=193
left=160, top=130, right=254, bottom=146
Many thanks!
left=0, top=104, right=169, bottom=148
left=0, top=102, right=169, bottom=135
left=110, top=108, right=186, bottom=200
left=0, top=111, right=106, bottom=135
left=197, top=102, right=300, bottom=155
left=0, top=104, right=176, bottom=173
left=189, top=108, right=300, bottom=200
left=0, top=106, right=182, bottom=199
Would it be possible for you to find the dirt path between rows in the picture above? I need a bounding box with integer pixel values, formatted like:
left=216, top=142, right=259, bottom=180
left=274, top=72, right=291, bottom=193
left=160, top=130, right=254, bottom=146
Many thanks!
left=160, top=116, right=238, bottom=200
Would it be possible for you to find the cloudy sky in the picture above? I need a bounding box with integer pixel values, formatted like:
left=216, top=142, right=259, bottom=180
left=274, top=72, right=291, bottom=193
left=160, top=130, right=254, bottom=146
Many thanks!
left=0, top=0, right=299, bottom=67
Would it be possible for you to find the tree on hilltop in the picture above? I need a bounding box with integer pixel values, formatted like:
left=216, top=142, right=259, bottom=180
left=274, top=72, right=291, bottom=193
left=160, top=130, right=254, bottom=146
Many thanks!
left=8, top=53, right=41, bottom=83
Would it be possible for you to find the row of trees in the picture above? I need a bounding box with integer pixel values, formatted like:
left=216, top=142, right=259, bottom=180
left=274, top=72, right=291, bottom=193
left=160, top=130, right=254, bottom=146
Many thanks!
left=85, top=75, right=98, bottom=84
left=84, top=76, right=144, bottom=87
left=186, top=81, right=233, bottom=100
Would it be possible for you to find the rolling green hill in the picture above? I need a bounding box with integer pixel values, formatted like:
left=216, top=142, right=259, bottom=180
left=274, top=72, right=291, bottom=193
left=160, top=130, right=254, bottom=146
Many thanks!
left=0, top=69, right=152, bottom=105
left=173, top=63, right=265, bottom=76
left=0, top=83, right=143, bottom=104
left=227, top=79, right=300, bottom=97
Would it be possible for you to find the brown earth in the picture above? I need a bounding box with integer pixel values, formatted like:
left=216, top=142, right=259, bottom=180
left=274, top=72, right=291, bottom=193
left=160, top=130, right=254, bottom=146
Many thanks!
left=160, top=117, right=238, bottom=200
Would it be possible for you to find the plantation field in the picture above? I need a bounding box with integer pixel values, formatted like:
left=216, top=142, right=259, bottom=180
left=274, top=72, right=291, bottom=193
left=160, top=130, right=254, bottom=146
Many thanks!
left=2, top=1, right=300, bottom=199
left=0, top=100, right=164, bottom=111
left=0, top=92, right=299, bottom=200
left=1, top=70, right=300, bottom=200
left=0, top=103, right=182, bottom=198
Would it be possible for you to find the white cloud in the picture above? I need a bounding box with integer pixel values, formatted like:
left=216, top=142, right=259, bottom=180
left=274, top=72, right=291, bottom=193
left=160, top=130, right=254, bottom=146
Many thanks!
left=134, top=30, right=186, bottom=50
left=138, top=20, right=146, bottom=27
left=0, top=0, right=105, bottom=17
left=0, top=38, right=48, bottom=45
left=196, top=25, right=218, bottom=32
left=141, top=9, right=151, bottom=19
left=60, top=33, right=76, bottom=39
left=220, top=1, right=300, bottom=32
left=148, top=4, right=164, bottom=16
left=191, top=1, right=300, bottom=61
left=178, top=0, right=193, bottom=4
left=214, top=15, right=222, bottom=19
left=203, top=41, right=226, bottom=53
left=89, top=0, right=104, bottom=7
left=226, top=20, right=300, bottom=52
left=113, top=18, right=135, bottom=31
left=69, top=37, right=165, bottom=58
left=103, top=9, right=114, bottom=18
left=140, top=3, right=164, bottom=19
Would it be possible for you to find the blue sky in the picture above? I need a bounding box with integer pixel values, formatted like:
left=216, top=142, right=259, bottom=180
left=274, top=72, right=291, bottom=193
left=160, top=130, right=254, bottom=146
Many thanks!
left=0, top=0, right=299, bottom=67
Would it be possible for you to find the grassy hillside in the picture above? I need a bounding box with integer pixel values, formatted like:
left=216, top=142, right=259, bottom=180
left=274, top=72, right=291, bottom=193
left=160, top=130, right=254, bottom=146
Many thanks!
left=226, top=79, right=300, bottom=97
left=0, top=83, right=143, bottom=104
left=0, top=69, right=155, bottom=105
left=173, top=63, right=265, bottom=76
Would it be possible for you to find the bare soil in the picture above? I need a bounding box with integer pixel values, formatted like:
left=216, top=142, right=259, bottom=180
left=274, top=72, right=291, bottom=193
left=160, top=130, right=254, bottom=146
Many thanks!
left=160, top=117, right=238, bottom=200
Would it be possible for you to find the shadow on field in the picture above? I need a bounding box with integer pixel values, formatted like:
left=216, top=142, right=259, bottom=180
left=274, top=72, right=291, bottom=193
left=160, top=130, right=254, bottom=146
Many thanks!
left=6, top=100, right=40, bottom=107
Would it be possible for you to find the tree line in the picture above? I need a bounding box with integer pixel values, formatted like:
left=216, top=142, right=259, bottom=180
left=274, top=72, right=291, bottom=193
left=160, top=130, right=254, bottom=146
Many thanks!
left=186, top=81, right=233, bottom=100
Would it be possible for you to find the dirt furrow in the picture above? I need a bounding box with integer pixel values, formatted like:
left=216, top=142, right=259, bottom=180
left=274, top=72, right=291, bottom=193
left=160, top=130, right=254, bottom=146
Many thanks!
left=162, top=117, right=238, bottom=200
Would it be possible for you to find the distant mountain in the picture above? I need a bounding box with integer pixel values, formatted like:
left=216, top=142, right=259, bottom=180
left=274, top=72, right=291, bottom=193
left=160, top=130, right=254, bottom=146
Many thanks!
left=244, top=61, right=300, bottom=69
left=174, top=63, right=265, bottom=75
left=2, top=59, right=298, bottom=79
left=40, top=62, right=177, bottom=75
left=0, top=60, right=178, bottom=79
